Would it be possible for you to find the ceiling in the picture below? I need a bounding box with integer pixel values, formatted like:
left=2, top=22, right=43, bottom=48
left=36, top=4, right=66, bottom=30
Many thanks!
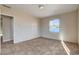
left=6, top=4, right=79, bottom=18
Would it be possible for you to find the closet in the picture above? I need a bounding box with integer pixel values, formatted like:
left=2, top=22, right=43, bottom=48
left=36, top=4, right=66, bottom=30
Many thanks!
left=0, top=15, right=13, bottom=43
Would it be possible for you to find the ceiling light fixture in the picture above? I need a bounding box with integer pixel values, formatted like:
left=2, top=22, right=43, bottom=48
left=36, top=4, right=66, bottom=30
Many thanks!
left=38, top=5, right=44, bottom=9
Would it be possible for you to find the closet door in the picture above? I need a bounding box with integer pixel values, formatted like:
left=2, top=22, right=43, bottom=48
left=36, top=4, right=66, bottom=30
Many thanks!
left=0, top=14, right=1, bottom=54
left=0, top=15, right=1, bottom=37
left=2, top=15, right=12, bottom=42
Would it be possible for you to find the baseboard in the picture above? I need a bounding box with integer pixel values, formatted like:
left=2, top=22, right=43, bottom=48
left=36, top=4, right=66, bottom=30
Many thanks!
left=41, top=36, right=78, bottom=44
left=1, top=40, right=14, bottom=44
left=14, top=35, right=78, bottom=45
left=14, top=35, right=40, bottom=43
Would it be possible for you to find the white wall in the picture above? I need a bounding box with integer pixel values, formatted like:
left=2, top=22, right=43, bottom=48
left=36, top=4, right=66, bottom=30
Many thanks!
left=0, top=5, right=78, bottom=44
left=40, top=11, right=77, bottom=43
left=0, top=5, right=40, bottom=43
left=0, top=5, right=14, bottom=42
left=0, top=5, right=1, bottom=14
left=0, top=5, right=12, bottom=37
left=40, top=17, right=60, bottom=40
left=12, top=9, right=40, bottom=43
left=60, top=11, right=77, bottom=43
left=0, top=5, right=13, bottom=16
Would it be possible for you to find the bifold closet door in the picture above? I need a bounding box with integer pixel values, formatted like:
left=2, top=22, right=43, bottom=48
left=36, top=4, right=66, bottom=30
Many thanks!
left=2, top=15, right=12, bottom=42
left=0, top=15, right=1, bottom=54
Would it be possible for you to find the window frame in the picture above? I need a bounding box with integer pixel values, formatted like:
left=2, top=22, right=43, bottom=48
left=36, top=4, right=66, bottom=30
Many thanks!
left=49, top=18, right=60, bottom=33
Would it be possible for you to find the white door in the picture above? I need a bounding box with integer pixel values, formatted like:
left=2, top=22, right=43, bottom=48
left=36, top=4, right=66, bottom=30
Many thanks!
left=2, top=15, right=13, bottom=42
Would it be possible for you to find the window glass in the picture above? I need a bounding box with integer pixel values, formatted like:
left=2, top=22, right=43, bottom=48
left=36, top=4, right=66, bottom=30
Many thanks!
left=49, top=19, right=60, bottom=32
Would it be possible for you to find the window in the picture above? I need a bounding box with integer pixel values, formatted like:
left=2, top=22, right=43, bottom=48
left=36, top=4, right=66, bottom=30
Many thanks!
left=49, top=19, right=60, bottom=33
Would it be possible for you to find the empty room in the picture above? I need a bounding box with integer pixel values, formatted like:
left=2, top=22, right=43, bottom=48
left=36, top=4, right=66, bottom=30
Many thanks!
left=0, top=4, right=79, bottom=55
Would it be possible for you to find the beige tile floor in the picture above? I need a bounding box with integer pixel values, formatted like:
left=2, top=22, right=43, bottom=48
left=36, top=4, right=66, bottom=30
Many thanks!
left=1, top=37, right=79, bottom=55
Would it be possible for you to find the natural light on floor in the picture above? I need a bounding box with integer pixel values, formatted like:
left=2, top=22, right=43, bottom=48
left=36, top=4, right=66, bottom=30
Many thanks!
left=60, top=33, right=70, bottom=55
left=61, top=40, right=70, bottom=55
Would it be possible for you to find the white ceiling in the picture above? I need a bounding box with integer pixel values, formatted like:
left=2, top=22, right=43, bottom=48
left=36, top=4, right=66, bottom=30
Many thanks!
left=6, top=4, right=79, bottom=18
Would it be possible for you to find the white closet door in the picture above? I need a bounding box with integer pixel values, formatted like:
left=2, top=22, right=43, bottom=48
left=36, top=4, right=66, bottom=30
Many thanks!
left=2, top=16, right=12, bottom=42
left=0, top=15, right=1, bottom=54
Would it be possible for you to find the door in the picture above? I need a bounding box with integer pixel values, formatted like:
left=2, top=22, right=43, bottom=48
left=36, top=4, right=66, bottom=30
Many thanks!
left=2, top=15, right=13, bottom=42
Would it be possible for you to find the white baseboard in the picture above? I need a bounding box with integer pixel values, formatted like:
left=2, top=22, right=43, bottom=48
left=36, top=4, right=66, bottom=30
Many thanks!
left=41, top=36, right=77, bottom=44
left=14, top=35, right=40, bottom=43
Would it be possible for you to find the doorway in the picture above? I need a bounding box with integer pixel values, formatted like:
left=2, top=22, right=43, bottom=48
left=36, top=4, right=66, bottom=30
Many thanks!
left=1, top=15, right=14, bottom=44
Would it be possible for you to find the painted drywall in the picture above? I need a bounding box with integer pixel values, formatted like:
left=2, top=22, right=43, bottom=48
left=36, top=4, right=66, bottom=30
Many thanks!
left=60, top=11, right=77, bottom=43
left=40, top=17, right=60, bottom=40
left=0, top=5, right=1, bottom=13
left=77, top=8, right=79, bottom=44
left=40, top=11, right=77, bottom=43
left=1, top=5, right=78, bottom=44
left=0, top=5, right=13, bottom=16
left=12, top=9, right=40, bottom=43
left=0, top=5, right=14, bottom=42
left=1, top=5, right=40, bottom=43
left=0, top=5, right=13, bottom=38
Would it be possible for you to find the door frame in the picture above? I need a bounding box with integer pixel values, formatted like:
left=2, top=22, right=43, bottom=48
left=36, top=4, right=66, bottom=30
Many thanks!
left=1, top=14, right=14, bottom=43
